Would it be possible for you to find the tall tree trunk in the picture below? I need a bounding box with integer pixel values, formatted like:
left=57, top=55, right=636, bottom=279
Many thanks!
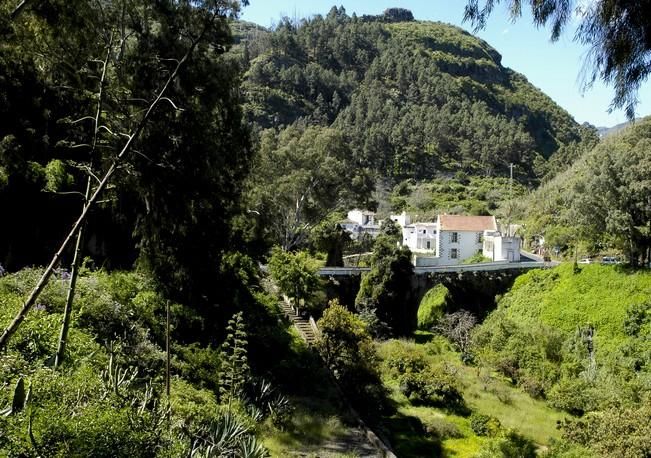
left=54, top=37, right=111, bottom=368
left=0, top=13, right=218, bottom=350
left=53, top=218, right=85, bottom=368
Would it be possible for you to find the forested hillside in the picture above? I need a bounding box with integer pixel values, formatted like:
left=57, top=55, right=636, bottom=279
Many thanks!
left=521, top=116, right=651, bottom=265
left=237, top=7, right=597, bottom=182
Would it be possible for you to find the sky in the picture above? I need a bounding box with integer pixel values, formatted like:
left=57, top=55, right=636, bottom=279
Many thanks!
left=240, top=0, right=651, bottom=128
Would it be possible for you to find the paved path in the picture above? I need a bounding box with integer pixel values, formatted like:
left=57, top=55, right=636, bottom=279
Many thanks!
left=278, top=298, right=395, bottom=458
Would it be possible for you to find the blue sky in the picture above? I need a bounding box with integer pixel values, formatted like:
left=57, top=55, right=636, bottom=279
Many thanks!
left=240, top=0, right=651, bottom=128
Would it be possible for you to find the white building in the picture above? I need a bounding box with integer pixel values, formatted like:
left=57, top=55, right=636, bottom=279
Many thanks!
left=437, top=215, right=497, bottom=265
left=390, top=211, right=411, bottom=228
left=340, top=209, right=380, bottom=239
left=402, top=222, right=439, bottom=254
left=483, top=230, right=521, bottom=262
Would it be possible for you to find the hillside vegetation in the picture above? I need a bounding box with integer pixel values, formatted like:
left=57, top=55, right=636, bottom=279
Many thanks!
left=521, top=116, right=651, bottom=266
left=238, top=7, right=597, bottom=184
left=470, top=263, right=651, bottom=456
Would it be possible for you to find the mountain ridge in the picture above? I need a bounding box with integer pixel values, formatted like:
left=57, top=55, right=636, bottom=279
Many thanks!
left=233, top=9, right=598, bottom=182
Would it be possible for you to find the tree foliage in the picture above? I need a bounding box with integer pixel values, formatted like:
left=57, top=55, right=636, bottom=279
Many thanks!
left=355, top=221, right=414, bottom=335
left=523, top=117, right=651, bottom=264
left=0, top=0, right=252, bottom=309
left=267, top=247, right=321, bottom=311
left=246, top=125, right=370, bottom=251
left=464, top=0, right=651, bottom=118
left=237, top=10, right=593, bottom=184
left=316, top=299, right=379, bottom=387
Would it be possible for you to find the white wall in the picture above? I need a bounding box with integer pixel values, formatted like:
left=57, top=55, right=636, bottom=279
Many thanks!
left=439, top=230, right=484, bottom=265
left=483, top=234, right=521, bottom=262
left=402, top=223, right=438, bottom=254
left=390, top=211, right=411, bottom=228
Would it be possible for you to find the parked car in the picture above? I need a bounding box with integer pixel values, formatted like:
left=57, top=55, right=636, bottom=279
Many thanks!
left=578, top=258, right=592, bottom=264
left=601, top=256, right=619, bottom=265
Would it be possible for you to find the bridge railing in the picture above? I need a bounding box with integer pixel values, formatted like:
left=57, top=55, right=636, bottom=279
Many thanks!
left=318, top=261, right=558, bottom=276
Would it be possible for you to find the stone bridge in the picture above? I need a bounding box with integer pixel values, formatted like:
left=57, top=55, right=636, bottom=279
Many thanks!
left=318, top=260, right=556, bottom=277
left=320, top=259, right=558, bottom=333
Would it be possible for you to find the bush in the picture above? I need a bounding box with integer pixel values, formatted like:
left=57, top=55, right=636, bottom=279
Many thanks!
left=470, top=413, right=501, bottom=437
left=547, top=377, right=596, bottom=415
left=398, top=367, right=464, bottom=408
left=476, top=429, right=537, bottom=458
left=383, top=346, right=428, bottom=378
left=519, top=375, right=546, bottom=399
left=423, top=417, right=463, bottom=440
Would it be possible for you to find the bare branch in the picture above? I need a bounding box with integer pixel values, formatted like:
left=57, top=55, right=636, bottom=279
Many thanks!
left=159, top=97, right=183, bottom=111
left=1, top=11, right=221, bottom=350
left=10, top=0, right=31, bottom=20
left=71, top=116, right=96, bottom=125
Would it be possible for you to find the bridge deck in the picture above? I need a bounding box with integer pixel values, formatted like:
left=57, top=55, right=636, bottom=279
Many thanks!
left=318, top=261, right=558, bottom=276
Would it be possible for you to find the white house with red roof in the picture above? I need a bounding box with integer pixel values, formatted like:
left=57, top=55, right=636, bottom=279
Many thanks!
left=390, top=213, right=520, bottom=266
left=437, top=215, right=497, bottom=265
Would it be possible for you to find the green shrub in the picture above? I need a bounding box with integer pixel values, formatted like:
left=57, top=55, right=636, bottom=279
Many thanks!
left=470, top=412, right=501, bottom=437
left=561, top=400, right=651, bottom=458
left=423, top=417, right=463, bottom=440
left=476, top=429, right=537, bottom=458
left=462, top=252, right=491, bottom=264
left=547, top=377, right=596, bottom=415
left=398, top=367, right=463, bottom=408
left=417, top=284, right=449, bottom=330
left=383, top=347, right=428, bottom=378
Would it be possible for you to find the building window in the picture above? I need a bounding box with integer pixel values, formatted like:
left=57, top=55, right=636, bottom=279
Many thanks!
left=450, top=232, right=458, bottom=243
left=426, top=241, right=431, bottom=249
left=422, top=229, right=426, bottom=234
left=451, top=248, right=458, bottom=259
left=476, top=232, right=483, bottom=243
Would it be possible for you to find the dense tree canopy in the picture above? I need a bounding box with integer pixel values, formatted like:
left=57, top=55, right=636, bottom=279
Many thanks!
left=236, top=9, right=595, bottom=185
left=523, top=116, right=651, bottom=264
left=0, top=0, right=252, bottom=306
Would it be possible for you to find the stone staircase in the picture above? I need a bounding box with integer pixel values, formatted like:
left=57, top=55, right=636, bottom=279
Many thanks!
left=279, top=298, right=319, bottom=345
left=277, top=295, right=396, bottom=458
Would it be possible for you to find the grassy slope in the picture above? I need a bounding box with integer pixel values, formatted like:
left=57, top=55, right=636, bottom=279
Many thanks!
left=377, top=336, right=565, bottom=457
left=499, top=263, right=651, bottom=354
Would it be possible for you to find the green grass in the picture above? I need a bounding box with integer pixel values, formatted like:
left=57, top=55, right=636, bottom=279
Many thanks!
left=499, top=263, right=651, bottom=354
left=376, top=337, right=566, bottom=457
left=261, top=396, right=360, bottom=457
left=417, top=284, right=449, bottom=329
left=456, top=364, right=565, bottom=444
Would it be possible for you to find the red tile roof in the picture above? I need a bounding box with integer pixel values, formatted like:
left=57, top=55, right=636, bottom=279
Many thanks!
left=439, top=215, right=497, bottom=232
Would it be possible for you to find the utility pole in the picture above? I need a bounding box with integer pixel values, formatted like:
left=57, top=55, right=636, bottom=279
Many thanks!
left=508, top=163, right=514, bottom=237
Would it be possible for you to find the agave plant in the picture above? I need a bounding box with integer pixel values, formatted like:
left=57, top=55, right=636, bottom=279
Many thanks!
left=190, top=412, right=269, bottom=458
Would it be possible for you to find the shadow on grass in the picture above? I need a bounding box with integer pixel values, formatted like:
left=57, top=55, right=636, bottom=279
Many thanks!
left=413, top=330, right=435, bottom=344
left=375, top=411, right=442, bottom=457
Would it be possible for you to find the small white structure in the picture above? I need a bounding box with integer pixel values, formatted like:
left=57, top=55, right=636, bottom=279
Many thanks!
left=341, top=209, right=380, bottom=239
left=402, top=222, right=439, bottom=254
left=483, top=230, right=521, bottom=262
left=390, top=211, right=411, bottom=228
left=438, top=215, right=497, bottom=265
